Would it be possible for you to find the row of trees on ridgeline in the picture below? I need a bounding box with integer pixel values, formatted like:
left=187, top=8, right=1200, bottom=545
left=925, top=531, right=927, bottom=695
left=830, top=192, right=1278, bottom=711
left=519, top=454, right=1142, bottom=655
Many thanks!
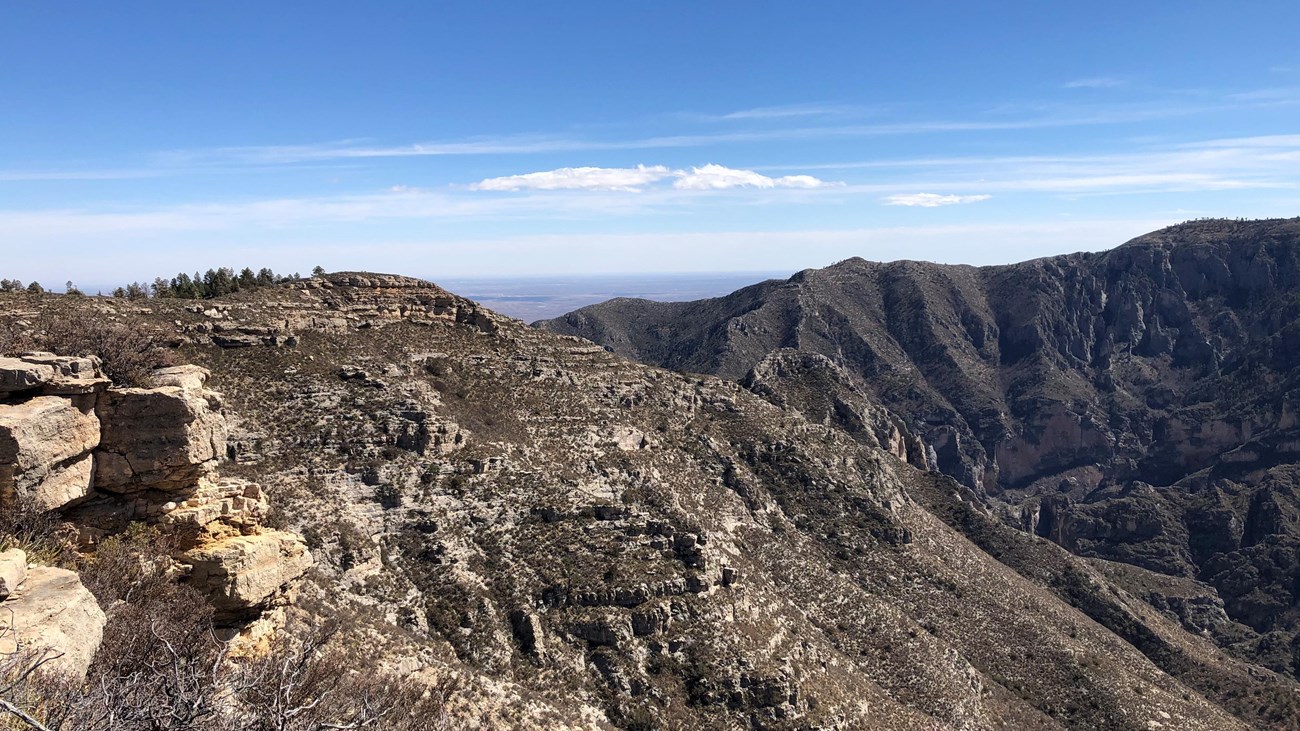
left=1, top=267, right=328, bottom=300
left=136, top=267, right=301, bottom=300
left=0, top=279, right=45, bottom=294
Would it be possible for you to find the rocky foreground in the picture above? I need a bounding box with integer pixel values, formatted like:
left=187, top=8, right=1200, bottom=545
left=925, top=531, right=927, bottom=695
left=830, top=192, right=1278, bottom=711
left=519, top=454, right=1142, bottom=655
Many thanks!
left=3, top=240, right=1300, bottom=728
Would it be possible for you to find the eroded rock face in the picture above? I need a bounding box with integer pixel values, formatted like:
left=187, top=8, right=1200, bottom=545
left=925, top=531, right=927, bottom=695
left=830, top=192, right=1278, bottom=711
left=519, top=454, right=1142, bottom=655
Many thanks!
left=180, top=530, right=312, bottom=622
left=94, top=384, right=227, bottom=492
left=741, top=349, right=931, bottom=470
left=0, top=357, right=55, bottom=393
left=0, top=353, right=110, bottom=396
left=0, top=566, right=106, bottom=679
left=0, top=351, right=314, bottom=713
left=0, top=395, right=100, bottom=509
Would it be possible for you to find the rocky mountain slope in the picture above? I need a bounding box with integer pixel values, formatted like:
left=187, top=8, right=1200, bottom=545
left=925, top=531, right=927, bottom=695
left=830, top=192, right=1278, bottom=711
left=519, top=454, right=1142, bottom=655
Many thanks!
left=537, top=217, right=1300, bottom=682
left=3, top=266, right=1299, bottom=728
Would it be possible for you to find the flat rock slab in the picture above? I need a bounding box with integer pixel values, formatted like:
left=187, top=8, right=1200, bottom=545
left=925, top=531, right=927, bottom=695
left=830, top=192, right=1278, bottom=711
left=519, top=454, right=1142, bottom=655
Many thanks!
left=0, top=353, right=109, bottom=396
left=0, top=396, right=99, bottom=469
left=0, top=566, right=105, bottom=679
left=20, top=453, right=95, bottom=511
left=0, top=358, right=57, bottom=394
left=149, top=364, right=212, bottom=392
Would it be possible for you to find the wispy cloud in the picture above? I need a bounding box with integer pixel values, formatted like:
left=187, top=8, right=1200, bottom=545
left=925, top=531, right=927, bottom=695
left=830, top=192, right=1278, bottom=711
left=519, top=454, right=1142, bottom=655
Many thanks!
left=0, top=175, right=850, bottom=242
left=883, top=193, right=991, bottom=207
left=0, top=168, right=166, bottom=181
left=470, top=164, right=840, bottom=192
left=151, top=94, right=1273, bottom=168
left=471, top=165, right=672, bottom=192
left=760, top=133, right=1300, bottom=196
left=688, top=103, right=862, bottom=122
left=1180, top=133, right=1300, bottom=149
left=1225, top=87, right=1300, bottom=103
left=1064, top=77, right=1127, bottom=89
left=8, top=85, right=1296, bottom=189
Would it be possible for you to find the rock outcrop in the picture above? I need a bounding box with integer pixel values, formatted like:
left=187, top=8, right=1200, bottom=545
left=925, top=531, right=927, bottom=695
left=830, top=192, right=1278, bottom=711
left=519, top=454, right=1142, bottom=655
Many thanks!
left=182, top=530, right=313, bottom=621
left=93, top=376, right=227, bottom=492
left=0, top=355, right=310, bottom=633
left=0, top=548, right=25, bottom=600
left=175, top=272, right=501, bottom=350
left=0, top=354, right=106, bottom=511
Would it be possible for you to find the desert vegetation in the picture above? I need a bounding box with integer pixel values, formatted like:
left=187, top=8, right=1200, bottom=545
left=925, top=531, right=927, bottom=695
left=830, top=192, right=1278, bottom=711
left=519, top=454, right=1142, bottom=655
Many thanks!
left=0, top=307, right=173, bottom=387
left=0, top=523, right=457, bottom=731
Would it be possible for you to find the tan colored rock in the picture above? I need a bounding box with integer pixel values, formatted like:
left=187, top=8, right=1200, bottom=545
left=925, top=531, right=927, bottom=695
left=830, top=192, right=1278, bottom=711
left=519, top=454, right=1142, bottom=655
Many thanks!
left=612, top=426, right=649, bottom=451
left=0, top=396, right=99, bottom=509
left=0, top=357, right=56, bottom=393
left=19, top=454, right=95, bottom=511
left=18, top=352, right=100, bottom=378
left=0, top=566, right=105, bottom=679
left=1, top=353, right=111, bottom=396
left=180, top=530, right=312, bottom=621
left=149, top=364, right=211, bottom=392
left=0, top=548, right=26, bottom=600
left=94, top=385, right=227, bottom=493
left=160, top=478, right=269, bottom=536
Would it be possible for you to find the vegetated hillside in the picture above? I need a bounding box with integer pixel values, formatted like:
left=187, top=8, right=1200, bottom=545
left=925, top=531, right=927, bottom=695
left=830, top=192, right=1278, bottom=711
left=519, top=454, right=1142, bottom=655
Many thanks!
left=537, top=217, right=1300, bottom=679
left=5, top=271, right=1300, bottom=729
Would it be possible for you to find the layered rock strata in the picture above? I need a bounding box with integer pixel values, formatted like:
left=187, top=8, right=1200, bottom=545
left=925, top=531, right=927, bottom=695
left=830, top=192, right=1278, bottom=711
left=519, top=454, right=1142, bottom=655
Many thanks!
left=0, top=355, right=311, bottom=631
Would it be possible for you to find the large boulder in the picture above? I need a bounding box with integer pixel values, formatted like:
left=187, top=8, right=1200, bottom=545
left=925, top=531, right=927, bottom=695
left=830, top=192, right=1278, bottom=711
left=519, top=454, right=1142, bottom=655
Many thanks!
left=94, top=384, right=227, bottom=493
left=0, top=566, right=106, bottom=679
left=0, top=396, right=100, bottom=510
left=180, top=531, right=312, bottom=622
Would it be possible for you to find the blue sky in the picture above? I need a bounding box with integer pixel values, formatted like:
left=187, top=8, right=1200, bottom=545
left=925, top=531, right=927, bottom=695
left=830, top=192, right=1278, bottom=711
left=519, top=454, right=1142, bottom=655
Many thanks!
left=2, top=2, right=1299, bottom=288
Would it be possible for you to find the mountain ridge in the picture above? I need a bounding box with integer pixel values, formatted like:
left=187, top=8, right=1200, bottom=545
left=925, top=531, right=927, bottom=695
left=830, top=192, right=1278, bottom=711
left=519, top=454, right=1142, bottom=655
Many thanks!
left=6, top=238, right=1300, bottom=728
left=537, top=217, right=1300, bottom=680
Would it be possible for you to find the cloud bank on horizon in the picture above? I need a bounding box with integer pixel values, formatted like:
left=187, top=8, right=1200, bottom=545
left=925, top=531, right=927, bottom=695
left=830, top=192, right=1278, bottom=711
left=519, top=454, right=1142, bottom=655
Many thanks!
left=2, top=2, right=1299, bottom=286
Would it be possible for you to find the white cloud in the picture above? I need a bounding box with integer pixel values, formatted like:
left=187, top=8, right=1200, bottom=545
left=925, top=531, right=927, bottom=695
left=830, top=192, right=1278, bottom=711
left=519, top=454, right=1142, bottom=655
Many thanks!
left=673, top=164, right=835, bottom=190
left=1226, top=87, right=1300, bottom=103
left=883, top=193, right=992, bottom=207
left=470, top=164, right=672, bottom=192
left=469, top=163, right=838, bottom=193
